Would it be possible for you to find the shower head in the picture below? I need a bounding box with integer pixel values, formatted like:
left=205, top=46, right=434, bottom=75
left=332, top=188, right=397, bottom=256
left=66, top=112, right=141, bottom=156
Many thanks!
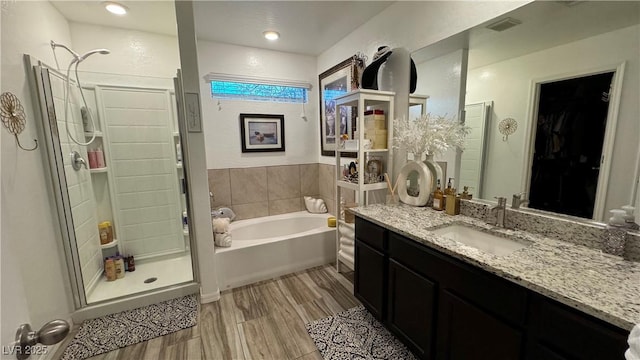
left=77, top=49, right=111, bottom=62
left=51, top=40, right=110, bottom=64
left=50, top=40, right=80, bottom=59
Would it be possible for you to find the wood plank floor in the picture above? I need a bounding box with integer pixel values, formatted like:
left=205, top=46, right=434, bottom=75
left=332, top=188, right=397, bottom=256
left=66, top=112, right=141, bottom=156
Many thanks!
left=65, top=264, right=357, bottom=360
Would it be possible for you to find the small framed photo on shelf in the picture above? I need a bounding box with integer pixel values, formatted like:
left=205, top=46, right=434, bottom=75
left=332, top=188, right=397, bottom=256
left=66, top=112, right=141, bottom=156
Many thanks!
left=239, top=113, right=285, bottom=153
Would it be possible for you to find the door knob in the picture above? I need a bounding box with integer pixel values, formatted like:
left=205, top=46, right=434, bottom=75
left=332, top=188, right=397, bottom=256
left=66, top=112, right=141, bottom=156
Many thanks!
left=14, top=319, right=70, bottom=359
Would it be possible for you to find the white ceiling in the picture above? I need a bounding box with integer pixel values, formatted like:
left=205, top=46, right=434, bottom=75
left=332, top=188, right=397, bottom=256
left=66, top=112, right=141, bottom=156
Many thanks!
left=51, top=1, right=394, bottom=56
left=51, top=1, right=179, bottom=37
left=193, top=1, right=392, bottom=55
left=412, top=1, right=640, bottom=69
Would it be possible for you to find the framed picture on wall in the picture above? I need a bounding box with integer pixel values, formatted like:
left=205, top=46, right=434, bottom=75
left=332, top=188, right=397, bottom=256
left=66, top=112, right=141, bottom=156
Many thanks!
left=239, top=113, right=285, bottom=153
left=319, top=56, right=360, bottom=157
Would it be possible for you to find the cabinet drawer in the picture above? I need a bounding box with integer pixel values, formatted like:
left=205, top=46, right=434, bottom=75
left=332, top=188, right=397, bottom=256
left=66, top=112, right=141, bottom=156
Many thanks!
left=355, top=217, right=387, bottom=252
left=528, top=294, right=628, bottom=359
left=389, top=232, right=528, bottom=326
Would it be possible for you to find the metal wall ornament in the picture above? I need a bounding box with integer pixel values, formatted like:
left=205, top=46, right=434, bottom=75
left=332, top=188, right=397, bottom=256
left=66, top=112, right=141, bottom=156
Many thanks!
left=499, top=117, right=517, bottom=142
left=0, top=92, right=38, bottom=151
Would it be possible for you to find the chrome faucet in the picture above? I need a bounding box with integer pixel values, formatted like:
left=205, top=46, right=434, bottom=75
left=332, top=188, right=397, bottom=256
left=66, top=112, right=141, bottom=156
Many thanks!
left=511, top=193, right=528, bottom=209
left=489, top=197, right=507, bottom=227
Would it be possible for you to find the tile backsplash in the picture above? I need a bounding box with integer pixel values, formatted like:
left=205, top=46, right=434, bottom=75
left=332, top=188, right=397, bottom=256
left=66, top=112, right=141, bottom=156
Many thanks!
left=209, top=164, right=321, bottom=220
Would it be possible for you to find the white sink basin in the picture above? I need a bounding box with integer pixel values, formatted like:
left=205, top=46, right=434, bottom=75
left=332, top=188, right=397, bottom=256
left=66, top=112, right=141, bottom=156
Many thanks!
left=431, top=224, right=531, bottom=256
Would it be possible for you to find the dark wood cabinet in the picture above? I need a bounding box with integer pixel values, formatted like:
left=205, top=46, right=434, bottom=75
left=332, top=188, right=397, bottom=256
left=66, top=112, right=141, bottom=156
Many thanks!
left=526, top=294, right=628, bottom=360
left=387, top=259, right=437, bottom=359
left=354, top=216, right=629, bottom=360
left=436, top=290, right=523, bottom=360
left=354, top=240, right=386, bottom=320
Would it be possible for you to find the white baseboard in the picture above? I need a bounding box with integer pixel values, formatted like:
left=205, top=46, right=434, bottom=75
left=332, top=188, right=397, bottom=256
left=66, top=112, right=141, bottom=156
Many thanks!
left=200, top=289, right=220, bottom=303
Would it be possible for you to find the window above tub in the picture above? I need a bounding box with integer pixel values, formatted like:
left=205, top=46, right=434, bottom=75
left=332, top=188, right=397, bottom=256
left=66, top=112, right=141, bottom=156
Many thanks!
left=205, top=73, right=311, bottom=104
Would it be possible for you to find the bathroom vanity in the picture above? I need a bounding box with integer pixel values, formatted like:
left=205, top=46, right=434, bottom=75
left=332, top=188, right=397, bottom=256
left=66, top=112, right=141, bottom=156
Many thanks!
left=351, top=204, right=639, bottom=360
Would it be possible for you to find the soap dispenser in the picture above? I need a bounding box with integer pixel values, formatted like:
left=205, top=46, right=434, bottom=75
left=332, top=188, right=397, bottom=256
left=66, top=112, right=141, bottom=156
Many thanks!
left=621, top=205, right=640, bottom=230
left=603, top=209, right=627, bottom=256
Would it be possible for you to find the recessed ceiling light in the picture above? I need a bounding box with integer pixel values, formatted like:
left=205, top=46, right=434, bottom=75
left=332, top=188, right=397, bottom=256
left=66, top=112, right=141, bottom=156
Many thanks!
left=104, top=2, right=128, bottom=15
left=263, top=31, right=280, bottom=41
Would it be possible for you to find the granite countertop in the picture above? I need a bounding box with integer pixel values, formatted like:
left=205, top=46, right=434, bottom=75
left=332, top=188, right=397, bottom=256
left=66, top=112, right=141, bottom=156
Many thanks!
left=350, top=203, right=640, bottom=331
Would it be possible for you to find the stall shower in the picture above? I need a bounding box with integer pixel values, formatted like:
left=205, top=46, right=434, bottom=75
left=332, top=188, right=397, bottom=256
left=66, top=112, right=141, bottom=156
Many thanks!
left=27, top=49, right=196, bottom=309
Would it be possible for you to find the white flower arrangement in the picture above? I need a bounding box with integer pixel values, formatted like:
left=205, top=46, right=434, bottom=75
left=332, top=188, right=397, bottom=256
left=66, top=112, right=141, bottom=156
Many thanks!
left=393, top=113, right=471, bottom=158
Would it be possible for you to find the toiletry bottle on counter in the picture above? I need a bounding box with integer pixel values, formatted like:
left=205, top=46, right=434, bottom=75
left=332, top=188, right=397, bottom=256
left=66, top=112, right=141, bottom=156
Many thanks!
left=621, top=205, right=639, bottom=230
left=105, top=258, right=116, bottom=281
left=445, top=178, right=454, bottom=196
left=432, top=180, right=444, bottom=211
left=603, top=209, right=627, bottom=256
left=445, top=190, right=460, bottom=215
left=460, top=186, right=473, bottom=200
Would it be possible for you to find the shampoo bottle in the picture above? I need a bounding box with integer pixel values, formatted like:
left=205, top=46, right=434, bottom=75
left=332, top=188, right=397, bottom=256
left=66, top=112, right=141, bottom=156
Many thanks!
left=95, top=147, right=105, bottom=168
left=105, top=258, right=116, bottom=281
left=114, top=252, right=125, bottom=279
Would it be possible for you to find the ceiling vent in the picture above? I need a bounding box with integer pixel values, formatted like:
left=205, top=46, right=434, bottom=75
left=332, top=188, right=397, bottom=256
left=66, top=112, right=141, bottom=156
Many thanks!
left=486, top=17, right=522, bottom=32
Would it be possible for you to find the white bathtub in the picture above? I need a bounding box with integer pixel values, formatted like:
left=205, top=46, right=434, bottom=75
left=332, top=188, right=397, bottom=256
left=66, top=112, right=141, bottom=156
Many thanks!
left=215, top=211, right=336, bottom=290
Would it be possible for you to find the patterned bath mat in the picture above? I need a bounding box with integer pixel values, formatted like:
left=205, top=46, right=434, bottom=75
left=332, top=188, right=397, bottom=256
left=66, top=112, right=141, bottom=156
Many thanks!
left=61, top=294, right=198, bottom=360
left=305, top=306, right=417, bottom=360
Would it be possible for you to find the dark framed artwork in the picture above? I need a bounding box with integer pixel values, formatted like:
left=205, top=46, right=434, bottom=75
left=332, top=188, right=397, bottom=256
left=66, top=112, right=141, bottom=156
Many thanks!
left=319, top=56, right=361, bottom=157
left=239, top=113, right=285, bottom=153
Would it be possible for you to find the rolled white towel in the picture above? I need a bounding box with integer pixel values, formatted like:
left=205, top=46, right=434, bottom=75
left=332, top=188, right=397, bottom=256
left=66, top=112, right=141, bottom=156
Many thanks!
left=338, top=250, right=354, bottom=265
left=341, top=244, right=354, bottom=258
left=626, top=323, right=640, bottom=360
left=339, top=226, right=355, bottom=240
left=340, top=236, right=354, bottom=247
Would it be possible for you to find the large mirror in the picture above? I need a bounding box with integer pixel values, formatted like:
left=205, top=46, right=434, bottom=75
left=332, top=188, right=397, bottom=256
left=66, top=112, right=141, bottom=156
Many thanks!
left=412, top=1, right=640, bottom=222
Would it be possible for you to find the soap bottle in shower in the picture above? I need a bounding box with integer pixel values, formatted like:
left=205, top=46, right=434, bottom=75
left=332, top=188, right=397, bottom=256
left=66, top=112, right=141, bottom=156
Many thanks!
left=96, top=147, right=105, bottom=168
left=114, top=253, right=125, bottom=279
left=105, top=258, right=116, bottom=281
left=603, top=209, right=627, bottom=256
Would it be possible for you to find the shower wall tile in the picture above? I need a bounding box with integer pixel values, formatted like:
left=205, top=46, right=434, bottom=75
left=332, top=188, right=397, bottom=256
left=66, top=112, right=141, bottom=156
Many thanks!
left=232, top=202, right=269, bottom=221
left=230, top=167, right=268, bottom=205
left=300, top=164, right=319, bottom=196
left=208, top=169, right=231, bottom=208
left=267, top=165, right=300, bottom=200
left=269, top=198, right=304, bottom=216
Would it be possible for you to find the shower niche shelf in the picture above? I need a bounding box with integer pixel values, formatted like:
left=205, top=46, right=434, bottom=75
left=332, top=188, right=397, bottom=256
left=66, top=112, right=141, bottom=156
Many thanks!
left=100, top=239, right=118, bottom=250
left=84, top=131, right=103, bottom=138
left=90, top=167, right=108, bottom=174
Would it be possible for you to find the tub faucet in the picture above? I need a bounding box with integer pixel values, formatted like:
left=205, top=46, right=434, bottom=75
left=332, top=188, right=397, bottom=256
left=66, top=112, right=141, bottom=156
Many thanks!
left=489, top=197, right=507, bottom=228
left=512, top=193, right=528, bottom=209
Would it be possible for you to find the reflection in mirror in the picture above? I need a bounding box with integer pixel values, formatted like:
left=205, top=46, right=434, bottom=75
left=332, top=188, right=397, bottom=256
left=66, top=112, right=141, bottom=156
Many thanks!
left=412, top=1, right=640, bottom=221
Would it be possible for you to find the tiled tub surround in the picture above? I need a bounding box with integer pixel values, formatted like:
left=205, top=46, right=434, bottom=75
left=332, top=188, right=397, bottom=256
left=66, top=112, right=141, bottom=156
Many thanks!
left=208, top=164, right=321, bottom=220
left=460, top=199, right=640, bottom=261
left=350, top=203, right=640, bottom=330
left=209, top=163, right=353, bottom=220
